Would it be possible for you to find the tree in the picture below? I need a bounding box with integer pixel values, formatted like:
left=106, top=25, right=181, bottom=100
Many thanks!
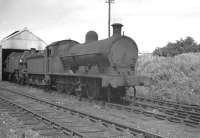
left=153, top=36, right=200, bottom=57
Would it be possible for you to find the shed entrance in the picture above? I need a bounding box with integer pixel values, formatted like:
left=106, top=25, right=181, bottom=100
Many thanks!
left=1, top=48, right=27, bottom=80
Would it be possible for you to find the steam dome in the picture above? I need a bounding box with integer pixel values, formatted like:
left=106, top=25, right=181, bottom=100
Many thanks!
left=85, top=31, right=98, bottom=43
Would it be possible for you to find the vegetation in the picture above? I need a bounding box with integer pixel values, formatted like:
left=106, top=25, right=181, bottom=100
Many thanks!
left=153, top=36, right=200, bottom=57
left=135, top=53, right=200, bottom=105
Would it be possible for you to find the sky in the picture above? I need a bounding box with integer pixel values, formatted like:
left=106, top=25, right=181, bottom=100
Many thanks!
left=0, top=0, right=200, bottom=52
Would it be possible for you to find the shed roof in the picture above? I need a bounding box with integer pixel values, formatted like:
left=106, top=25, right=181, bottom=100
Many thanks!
left=1, top=27, right=47, bottom=45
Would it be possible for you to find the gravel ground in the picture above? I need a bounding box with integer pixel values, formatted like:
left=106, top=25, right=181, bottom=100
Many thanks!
left=1, top=81, right=200, bottom=138
left=0, top=104, right=71, bottom=138
left=0, top=112, right=40, bottom=138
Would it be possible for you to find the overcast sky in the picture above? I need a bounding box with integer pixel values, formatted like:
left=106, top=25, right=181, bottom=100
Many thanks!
left=1, top=0, right=200, bottom=52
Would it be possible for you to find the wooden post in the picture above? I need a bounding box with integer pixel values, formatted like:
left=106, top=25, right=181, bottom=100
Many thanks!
left=106, top=0, right=115, bottom=38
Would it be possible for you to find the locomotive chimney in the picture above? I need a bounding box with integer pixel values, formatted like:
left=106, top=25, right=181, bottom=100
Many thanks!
left=111, top=23, right=123, bottom=37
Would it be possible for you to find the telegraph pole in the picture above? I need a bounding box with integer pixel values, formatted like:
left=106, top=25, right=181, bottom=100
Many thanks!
left=106, top=0, right=114, bottom=38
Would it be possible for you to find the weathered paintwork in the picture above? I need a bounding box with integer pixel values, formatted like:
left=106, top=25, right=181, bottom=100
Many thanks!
left=46, top=40, right=79, bottom=73
left=27, top=54, right=45, bottom=74
left=61, top=35, right=138, bottom=87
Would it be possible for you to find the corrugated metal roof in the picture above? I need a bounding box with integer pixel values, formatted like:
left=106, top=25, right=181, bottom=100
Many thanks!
left=4, top=31, right=20, bottom=39
left=1, top=28, right=47, bottom=45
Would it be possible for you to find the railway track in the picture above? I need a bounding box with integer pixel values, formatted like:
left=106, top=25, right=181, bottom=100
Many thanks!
left=64, top=94, right=200, bottom=128
left=0, top=87, right=164, bottom=138
left=135, top=96, right=200, bottom=113
left=0, top=96, right=69, bottom=138
left=109, top=97, right=200, bottom=128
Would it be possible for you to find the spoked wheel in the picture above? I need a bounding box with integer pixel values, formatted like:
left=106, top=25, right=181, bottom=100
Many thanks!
left=74, top=90, right=81, bottom=97
left=86, top=86, right=94, bottom=100
left=56, top=83, right=64, bottom=93
left=64, top=84, right=72, bottom=95
left=86, top=79, right=101, bottom=100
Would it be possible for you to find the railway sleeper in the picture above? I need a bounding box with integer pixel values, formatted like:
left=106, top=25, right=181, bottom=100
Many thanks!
left=39, top=129, right=64, bottom=137
left=176, top=112, right=188, bottom=116
left=23, top=119, right=41, bottom=126
left=115, top=126, right=127, bottom=132
left=193, top=108, right=200, bottom=113
left=167, top=117, right=182, bottom=123
left=183, top=120, right=200, bottom=128
left=34, top=111, right=55, bottom=117
left=189, top=115, right=200, bottom=120
left=87, top=131, right=130, bottom=138
left=136, top=101, right=156, bottom=109
left=71, top=125, right=123, bottom=138
left=181, top=106, right=192, bottom=111
left=50, top=115, right=69, bottom=120
left=132, top=109, right=142, bottom=114
left=124, top=107, right=132, bottom=112
left=9, top=112, right=28, bottom=117
left=31, top=125, right=54, bottom=131
left=142, top=111, right=154, bottom=117
left=172, top=105, right=180, bottom=109
left=166, top=103, right=176, bottom=108
left=115, top=134, right=136, bottom=138
left=0, top=108, right=11, bottom=112
left=188, top=116, right=200, bottom=123
left=18, top=115, right=36, bottom=121
left=138, top=104, right=149, bottom=109
left=74, top=126, right=105, bottom=133
left=154, top=114, right=167, bottom=120
left=157, top=102, right=164, bottom=106
left=164, top=110, right=175, bottom=115
left=174, top=114, right=187, bottom=119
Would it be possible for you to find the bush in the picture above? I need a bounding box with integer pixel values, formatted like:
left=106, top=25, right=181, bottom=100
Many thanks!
left=136, top=53, right=200, bottom=105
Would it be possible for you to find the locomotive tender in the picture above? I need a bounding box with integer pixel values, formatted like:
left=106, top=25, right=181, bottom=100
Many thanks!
left=6, top=23, right=139, bottom=101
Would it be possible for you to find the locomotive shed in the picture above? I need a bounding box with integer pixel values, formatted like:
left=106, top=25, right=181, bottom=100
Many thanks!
left=0, top=27, right=46, bottom=81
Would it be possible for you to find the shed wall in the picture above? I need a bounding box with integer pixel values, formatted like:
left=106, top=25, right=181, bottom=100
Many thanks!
left=0, top=46, right=2, bottom=80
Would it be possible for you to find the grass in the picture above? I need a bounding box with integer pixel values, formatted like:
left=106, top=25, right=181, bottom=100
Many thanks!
left=135, top=53, right=200, bottom=105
